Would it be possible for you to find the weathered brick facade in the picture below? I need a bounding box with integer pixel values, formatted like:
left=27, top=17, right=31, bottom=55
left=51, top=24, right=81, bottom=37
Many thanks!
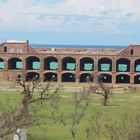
left=0, top=40, right=140, bottom=84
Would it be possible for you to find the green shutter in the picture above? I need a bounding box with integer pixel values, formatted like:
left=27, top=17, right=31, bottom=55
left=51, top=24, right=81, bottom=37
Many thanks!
left=67, top=63, right=75, bottom=70
left=118, top=64, right=127, bottom=71
left=50, top=62, right=58, bottom=70
left=136, top=65, right=140, bottom=72
left=84, top=63, right=93, bottom=70
left=0, top=62, right=4, bottom=69
left=101, top=64, right=110, bottom=71
left=16, top=61, right=22, bottom=69
left=33, top=62, right=40, bottom=70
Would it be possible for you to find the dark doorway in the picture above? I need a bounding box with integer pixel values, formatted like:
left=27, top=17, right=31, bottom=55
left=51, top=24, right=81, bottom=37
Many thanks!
left=44, top=57, right=58, bottom=70
left=98, top=58, right=112, bottom=71
left=26, top=72, right=39, bottom=81
left=26, top=56, right=40, bottom=70
left=62, top=73, right=75, bottom=82
left=116, top=58, right=130, bottom=72
left=99, top=74, right=112, bottom=83
left=80, top=57, right=94, bottom=71
left=80, top=73, right=93, bottom=82
left=44, top=73, right=57, bottom=82
left=8, top=58, right=22, bottom=70
left=116, top=74, right=130, bottom=83
left=62, top=57, right=76, bottom=71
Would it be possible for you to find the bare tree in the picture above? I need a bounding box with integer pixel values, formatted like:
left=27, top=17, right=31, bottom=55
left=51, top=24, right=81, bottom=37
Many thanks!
left=59, top=86, right=92, bottom=140
left=0, top=78, right=62, bottom=139
left=88, top=75, right=113, bottom=106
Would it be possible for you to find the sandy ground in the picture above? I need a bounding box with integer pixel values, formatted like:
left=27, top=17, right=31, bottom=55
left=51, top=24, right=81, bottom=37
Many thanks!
left=0, top=80, right=140, bottom=94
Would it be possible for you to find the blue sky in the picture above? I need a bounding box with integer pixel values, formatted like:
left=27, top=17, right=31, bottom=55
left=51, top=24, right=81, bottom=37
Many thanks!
left=0, top=0, right=140, bottom=46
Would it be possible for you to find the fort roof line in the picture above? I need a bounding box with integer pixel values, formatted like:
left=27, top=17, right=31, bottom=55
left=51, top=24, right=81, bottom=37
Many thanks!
left=4, top=39, right=29, bottom=44
left=0, top=40, right=140, bottom=84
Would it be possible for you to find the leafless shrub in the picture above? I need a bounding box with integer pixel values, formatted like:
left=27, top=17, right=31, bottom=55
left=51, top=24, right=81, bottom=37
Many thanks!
left=88, top=75, right=113, bottom=106
left=128, top=85, right=138, bottom=94
left=0, top=78, right=62, bottom=139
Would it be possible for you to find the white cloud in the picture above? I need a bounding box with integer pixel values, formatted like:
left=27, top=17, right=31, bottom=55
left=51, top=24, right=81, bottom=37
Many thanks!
left=0, top=0, right=140, bottom=31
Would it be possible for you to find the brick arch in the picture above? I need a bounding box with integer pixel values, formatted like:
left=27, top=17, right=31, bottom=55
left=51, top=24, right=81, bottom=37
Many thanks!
left=62, top=56, right=76, bottom=71
left=26, top=71, right=40, bottom=81
left=79, top=73, right=94, bottom=82
left=44, top=72, right=57, bottom=82
left=80, top=57, right=94, bottom=71
left=26, top=56, right=40, bottom=70
left=44, top=56, right=58, bottom=70
left=134, top=59, right=140, bottom=72
left=116, top=74, right=130, bottom=83
left=99, top=73, right=112, bottom=83
left=61, top=72, right=76, bottom=82
left=98, top=57, right=112, bottom=71
left=116, top=58, right=130, bottom=72
left=8, top=57, right=22, bottom=70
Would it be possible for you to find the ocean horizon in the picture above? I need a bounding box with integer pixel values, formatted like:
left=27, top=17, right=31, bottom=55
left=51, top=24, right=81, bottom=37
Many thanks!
left=31, top=44, right=126, bottom=49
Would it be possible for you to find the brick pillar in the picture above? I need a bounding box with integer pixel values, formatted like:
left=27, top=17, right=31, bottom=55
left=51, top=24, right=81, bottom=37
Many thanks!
left=22, top=57, right=26, bottom=81
left=130, top=59, right=134, bottom=84
left=94, top=57, right=99, bottom=83
left=39, top=56, right=44, bottom=81
left=57, top=57, right=62, bottom=82
left=112, top=57, right=116, bottom=84
left=3, top=57, right=8, bottom=80
left=76, top=57, right=80, bottom=83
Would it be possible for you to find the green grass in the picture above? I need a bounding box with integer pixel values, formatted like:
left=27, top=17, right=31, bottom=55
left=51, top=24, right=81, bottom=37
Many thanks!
left=0, top=89, right=140, bottom=140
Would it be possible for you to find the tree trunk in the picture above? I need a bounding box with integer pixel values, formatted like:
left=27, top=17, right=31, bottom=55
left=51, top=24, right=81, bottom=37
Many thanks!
left=103, top=94, right=108, bottom=106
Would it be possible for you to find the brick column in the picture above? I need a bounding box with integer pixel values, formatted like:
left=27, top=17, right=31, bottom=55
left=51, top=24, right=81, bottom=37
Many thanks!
left=22, top=57, right=26, bottom=81
left=39, top=56, right=44, bottom=81
left=3, top=57, right=8, bottom=80
left=93, top=57, right=99, bottom=83
left=57, top=57, right=62, bottom=82
left=112, top=57, right=116, bottom=84
left=76, top=57, right=80, bottom=83
left=130, top=59, right=134, bottom=84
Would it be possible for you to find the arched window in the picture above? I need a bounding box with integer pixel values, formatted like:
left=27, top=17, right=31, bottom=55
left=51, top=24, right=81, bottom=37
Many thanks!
left=26, top=56, right=40, bottom=70
left=26, top=72, right=39, bottom=81
left=116, top=58, right=130, bottom=72
left=62, top=57, right=76, bottom=71
left=116, top=74, right=130, bottom=83
left=80, top=57, right=94, bottom=71
left=44, top=57, right=58, bottom=70
left=62, top=73, right=76, bottom=82
left=98, top=58, right=112, bottom=71
left=8, top=57, right=22, bottom=70
left=99, top=74, right=112, bottom=83
left=79, top=73, right=93, bottom=82
left=44, top=73, right=57, bottom=82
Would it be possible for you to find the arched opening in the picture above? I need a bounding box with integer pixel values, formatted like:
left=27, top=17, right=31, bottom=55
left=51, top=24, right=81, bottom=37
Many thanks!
left=26, top=56, right=40, bottom=70
left=80, top=57, right=94, bottom=71
left=0, top=58, right=4, bottom=70
left=8, top=57, right=22, bottom=70
left=26, top=72, right=40, bottom=82
left=116, top=58, right=130, bottom=72
left=116, top=74, right=130, bottom=83
left=44, top=57, right=58, bottom=70
left=99, top=74, right=112, bottom=83
left=62, top=57, right=76, bottom=71
left=98, top=58, right=112, bottom=71
left=44, top=73, right=57, bottom=82
left=134, top=75, right=140, bottom=84
left=62, top=73, right=76, bottom=82
left=135, top=59, right=140, bottom=72
left=80, top=73, right=93, bottom=82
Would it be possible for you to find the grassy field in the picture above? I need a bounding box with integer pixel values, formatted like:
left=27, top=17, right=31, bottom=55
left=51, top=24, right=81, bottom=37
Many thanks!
left=0, top=82, right=140, bottom=140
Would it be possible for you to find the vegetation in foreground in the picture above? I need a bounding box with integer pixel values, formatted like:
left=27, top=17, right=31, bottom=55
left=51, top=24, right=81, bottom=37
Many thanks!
left=0, top=82, right=140, bottom=140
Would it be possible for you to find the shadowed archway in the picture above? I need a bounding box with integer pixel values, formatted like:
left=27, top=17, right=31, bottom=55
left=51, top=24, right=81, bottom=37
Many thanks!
left=116, top=74, right=130, bottom=83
